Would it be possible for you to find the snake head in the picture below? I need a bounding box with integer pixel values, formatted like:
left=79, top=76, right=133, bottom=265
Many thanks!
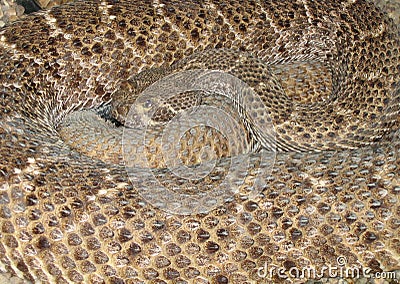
left=110, top=80, right=150, bottom=128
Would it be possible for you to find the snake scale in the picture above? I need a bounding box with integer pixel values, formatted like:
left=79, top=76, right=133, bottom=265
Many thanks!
left=0, top=0, right=399, bottom=283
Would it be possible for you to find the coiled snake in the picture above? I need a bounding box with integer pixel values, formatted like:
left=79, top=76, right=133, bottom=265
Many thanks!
left=0, top=0, right=399, bottom=283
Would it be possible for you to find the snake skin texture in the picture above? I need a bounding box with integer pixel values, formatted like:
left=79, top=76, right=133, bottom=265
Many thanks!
left=0, top=0, right=399, bottom=283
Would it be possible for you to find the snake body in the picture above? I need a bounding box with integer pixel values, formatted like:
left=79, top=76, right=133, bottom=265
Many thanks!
left=0, top=0, right=399, bottom=283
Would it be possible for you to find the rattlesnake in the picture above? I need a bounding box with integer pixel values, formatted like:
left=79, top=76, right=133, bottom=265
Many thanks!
left=0, top=0, right=399, bottom=283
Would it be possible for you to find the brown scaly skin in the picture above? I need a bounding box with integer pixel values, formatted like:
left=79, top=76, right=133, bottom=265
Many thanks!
left=0, top=0, right=399, bottom=283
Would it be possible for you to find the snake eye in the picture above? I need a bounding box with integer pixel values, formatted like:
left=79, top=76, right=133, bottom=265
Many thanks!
left=143, top=99, right=153, bottom=109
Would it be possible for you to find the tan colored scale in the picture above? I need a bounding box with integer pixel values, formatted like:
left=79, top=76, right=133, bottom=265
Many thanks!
left=0, top=0, right=399, bottom=283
